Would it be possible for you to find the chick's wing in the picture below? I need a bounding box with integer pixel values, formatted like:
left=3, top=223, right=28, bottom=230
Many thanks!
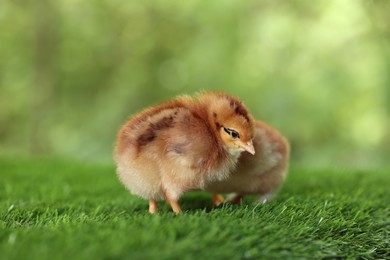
left=163, top=108, right=218, bottom=171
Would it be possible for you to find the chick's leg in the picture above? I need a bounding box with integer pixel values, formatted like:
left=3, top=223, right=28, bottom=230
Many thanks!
left=227, top=193, right=243, bottom=204
left=165, top=193, right=182, bottom=214
left=149, top=199, right=158, bottom=214
left=212, top=194, right=225, bottom=206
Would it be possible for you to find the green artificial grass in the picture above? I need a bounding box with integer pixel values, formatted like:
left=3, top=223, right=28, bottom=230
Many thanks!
left=0, top=158, right=389, bottom=259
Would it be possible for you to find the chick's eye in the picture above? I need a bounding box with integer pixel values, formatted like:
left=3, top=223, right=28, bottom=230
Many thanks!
left=223, top=127, right=240, bottom=139
left=231, top=131, right=239, bottom=139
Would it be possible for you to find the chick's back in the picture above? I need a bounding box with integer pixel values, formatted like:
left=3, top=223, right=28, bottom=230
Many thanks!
left=115, top=99, right=226, bottom=201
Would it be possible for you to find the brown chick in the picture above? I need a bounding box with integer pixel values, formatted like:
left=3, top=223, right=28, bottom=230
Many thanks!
left=205, top=120, right=289, bottom=205
left=114, top=92, right=256, bottom=214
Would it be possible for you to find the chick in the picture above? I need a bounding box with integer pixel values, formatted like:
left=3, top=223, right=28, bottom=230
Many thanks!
left=205, top=120, right=289, bottom=204
left=114, top=92, right=256, bottom=214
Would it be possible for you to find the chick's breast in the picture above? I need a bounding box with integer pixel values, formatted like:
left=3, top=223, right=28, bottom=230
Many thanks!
left=115, top=101, right=229, bottom=202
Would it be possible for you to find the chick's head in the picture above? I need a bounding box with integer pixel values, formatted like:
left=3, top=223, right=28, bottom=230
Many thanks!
left=207, top=94, right=255, bottom=156
left=218, top=115, right=255, bottom=156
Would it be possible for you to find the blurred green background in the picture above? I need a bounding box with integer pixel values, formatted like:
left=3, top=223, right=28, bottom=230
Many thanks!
left=1, top=0, right=389, bottom=167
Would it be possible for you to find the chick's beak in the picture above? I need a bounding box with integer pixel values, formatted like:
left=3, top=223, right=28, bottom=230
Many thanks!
left=240, top=140, right=255, bottom=155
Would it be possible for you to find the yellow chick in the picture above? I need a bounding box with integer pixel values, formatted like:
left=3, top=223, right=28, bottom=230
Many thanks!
left=114, top=92, right=256, bottom=214
left=205, top=120, right=289, bottom=205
